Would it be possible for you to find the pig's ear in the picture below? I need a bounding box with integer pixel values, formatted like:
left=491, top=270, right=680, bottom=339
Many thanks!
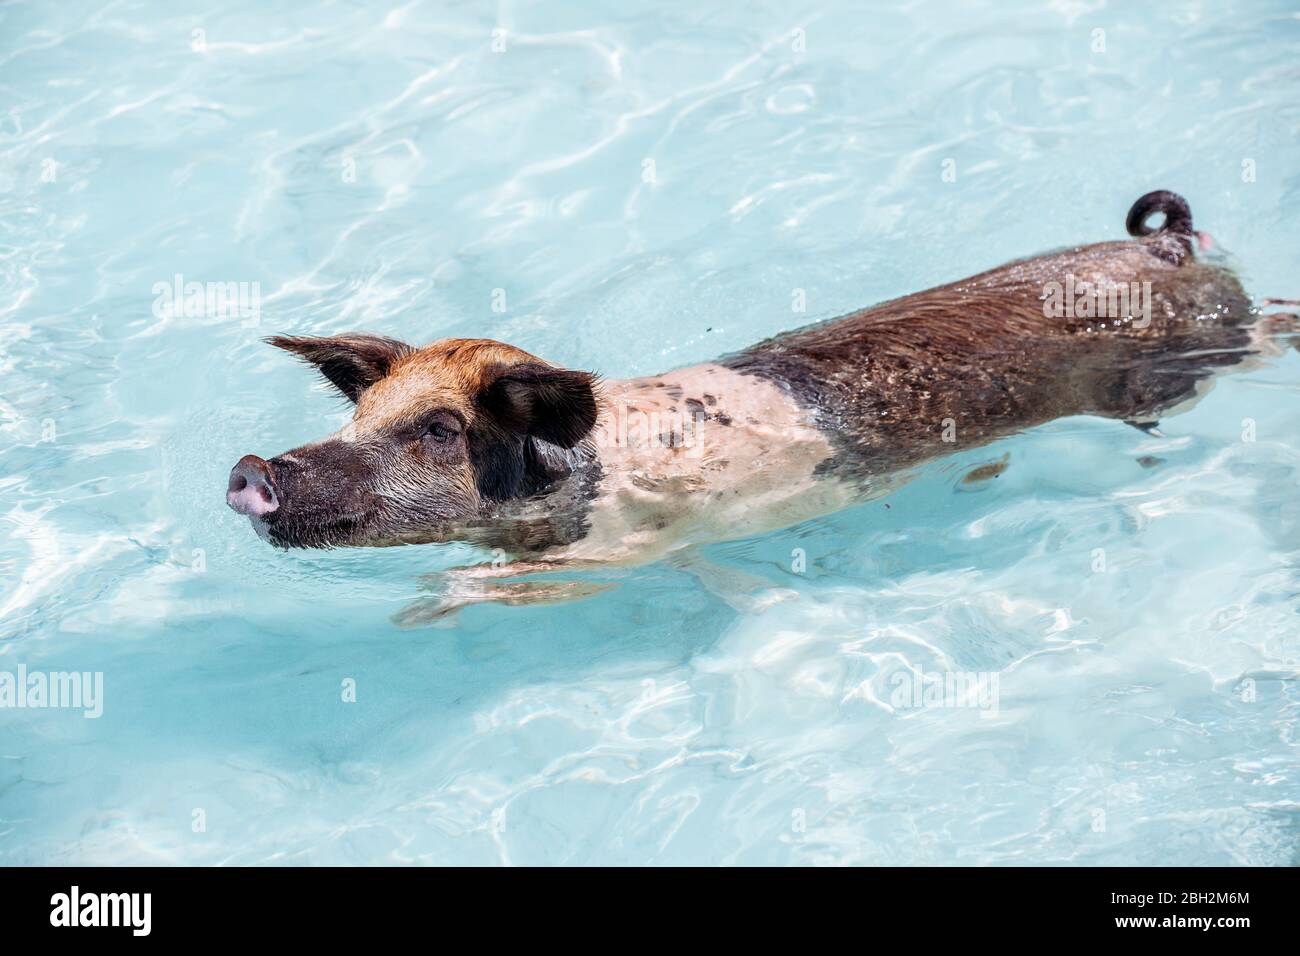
left=266, top=334, right=414, bottom=402
left=478, top=363, right=599, bottom=448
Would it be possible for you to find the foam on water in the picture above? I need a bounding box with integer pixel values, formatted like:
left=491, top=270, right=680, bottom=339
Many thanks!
left=1, top=0, right=1298, bottom=864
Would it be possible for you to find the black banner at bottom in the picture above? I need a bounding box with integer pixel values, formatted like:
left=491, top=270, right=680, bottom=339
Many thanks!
left=0, top=865, right=1281, bottom=942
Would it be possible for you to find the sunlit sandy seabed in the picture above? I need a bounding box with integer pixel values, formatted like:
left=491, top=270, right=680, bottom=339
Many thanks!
left=1, top=0, right=1298, bottom=864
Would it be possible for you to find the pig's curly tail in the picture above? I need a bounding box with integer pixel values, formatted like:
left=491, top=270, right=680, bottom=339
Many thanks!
left=1126, top=190, right=1193, bottom=238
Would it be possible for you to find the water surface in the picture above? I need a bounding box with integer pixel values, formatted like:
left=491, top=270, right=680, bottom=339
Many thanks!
left=1, top=0, right=1298, bottom=864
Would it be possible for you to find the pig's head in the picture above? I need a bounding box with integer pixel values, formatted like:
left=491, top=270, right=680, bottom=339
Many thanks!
left=226, top=334, right=599, bottom=548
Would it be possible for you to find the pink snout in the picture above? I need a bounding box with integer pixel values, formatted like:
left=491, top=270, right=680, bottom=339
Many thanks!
left=227, top=454, right=280, bottom=517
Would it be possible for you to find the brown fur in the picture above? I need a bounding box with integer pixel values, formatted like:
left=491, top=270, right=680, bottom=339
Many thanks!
left=723, top=233, right=1251, bottom=477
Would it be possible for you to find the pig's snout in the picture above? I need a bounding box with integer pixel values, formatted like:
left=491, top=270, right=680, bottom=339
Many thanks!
left=227, top=454, right=280, bottom=517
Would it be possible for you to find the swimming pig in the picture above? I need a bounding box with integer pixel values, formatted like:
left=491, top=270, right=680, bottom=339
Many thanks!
left=228, top=191, right=1292, bottom=612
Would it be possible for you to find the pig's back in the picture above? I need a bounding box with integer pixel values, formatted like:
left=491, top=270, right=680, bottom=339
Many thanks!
left=720, top=237, right=1253, bottom=477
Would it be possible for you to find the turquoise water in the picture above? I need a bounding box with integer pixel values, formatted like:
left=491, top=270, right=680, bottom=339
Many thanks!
left=2, top=0, right=1299, bottom=865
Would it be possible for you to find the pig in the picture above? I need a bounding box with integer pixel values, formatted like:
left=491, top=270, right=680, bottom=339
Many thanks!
left=227, top=190, right=1294, bottom=614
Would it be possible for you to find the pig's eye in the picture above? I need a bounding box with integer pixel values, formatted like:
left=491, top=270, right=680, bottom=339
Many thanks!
left=425, top=418, right=460, bottom=444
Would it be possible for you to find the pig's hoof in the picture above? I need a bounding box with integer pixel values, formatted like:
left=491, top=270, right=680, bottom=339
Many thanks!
left=957, top=453, right=1010, bottom=490
left=1124, top=419, right=1164, bottom=438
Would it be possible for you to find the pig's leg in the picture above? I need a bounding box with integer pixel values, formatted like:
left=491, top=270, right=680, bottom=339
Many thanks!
left=393, top=573, right=614, bottom=627
left=393, top=559, right=616, bottom=626
left=1148, top=309, right=1300, bottom=400
left=394, top=548, right=801, bottom=626
left=1247, top=309, right=1300, bottom=358
left=664, top=551, right=799, bottom=613
left=417, top=557, right=613, bottom=586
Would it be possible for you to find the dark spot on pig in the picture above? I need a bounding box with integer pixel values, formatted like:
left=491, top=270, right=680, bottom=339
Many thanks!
left=686, top=396, right=729, bottom=426
left=813, top=455, right=841, bottom=477
left=637, top=514, right=670, bottom=532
